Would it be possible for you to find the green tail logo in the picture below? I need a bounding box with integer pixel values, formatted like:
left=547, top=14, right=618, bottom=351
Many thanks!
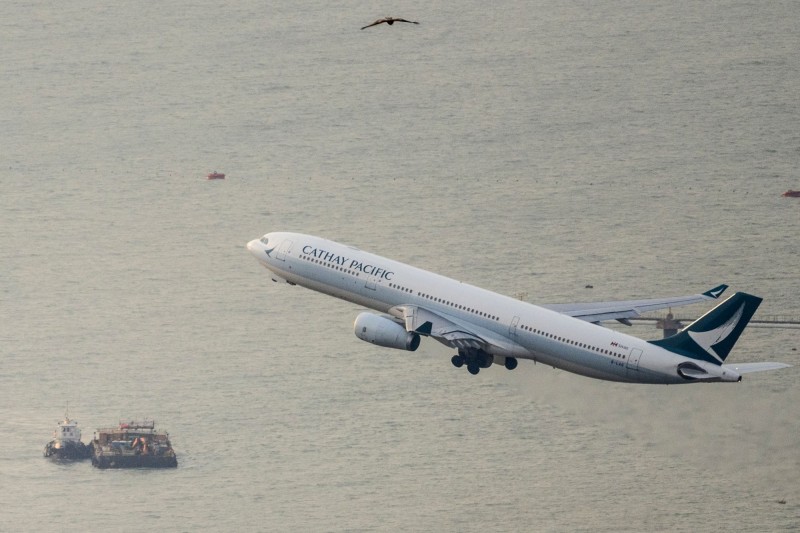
left=649, top=292, right=761, bottom=365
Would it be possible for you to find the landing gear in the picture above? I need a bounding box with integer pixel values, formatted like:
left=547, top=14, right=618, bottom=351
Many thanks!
left=452, top=349, right=500, bottom=376
left=452, top=350, right=519, bottom=375
left=453, top=351, right=482, bottom=374
left=451, top=354, right=465, bottom=368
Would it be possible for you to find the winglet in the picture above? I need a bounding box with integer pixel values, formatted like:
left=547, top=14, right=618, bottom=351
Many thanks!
left=703, top=284, right=728, bottom=299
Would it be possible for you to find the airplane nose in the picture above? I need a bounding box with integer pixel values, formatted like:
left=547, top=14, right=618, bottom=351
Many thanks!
left=247, top=239, right=262, bottom=257
left=248, top=235, right=278, bottom=262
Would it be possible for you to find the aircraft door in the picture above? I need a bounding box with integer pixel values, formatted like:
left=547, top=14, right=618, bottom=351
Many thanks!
left=365, top=276, right=378, bottom=291
left=276, top=239, right=294, bottom=261
left=627, top=348, right=642, bottom=370
left=509, top=316, right=520, bottom=338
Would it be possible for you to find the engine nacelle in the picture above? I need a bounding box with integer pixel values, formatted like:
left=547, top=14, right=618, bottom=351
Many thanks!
left=354, top=313, right=420, bottom=351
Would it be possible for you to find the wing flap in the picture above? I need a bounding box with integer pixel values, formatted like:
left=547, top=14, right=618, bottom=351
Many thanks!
left=389, top=305, right=528, bottom=357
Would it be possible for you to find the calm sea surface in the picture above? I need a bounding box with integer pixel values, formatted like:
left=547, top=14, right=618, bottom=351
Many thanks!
left=2, top=1, right=799, bottom=531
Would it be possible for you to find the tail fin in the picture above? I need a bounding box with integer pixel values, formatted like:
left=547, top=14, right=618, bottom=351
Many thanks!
left=649, top=292, right=762, bottom=365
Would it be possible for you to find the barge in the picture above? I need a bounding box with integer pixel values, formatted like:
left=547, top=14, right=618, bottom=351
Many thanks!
left=91, top=420, right=177, bottom=469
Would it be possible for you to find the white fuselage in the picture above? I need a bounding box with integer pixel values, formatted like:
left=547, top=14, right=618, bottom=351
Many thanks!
left=247, top=232, right=738, bottom=384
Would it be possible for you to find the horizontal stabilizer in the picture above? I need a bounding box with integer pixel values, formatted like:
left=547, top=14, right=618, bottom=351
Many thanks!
left=722, top=362, right=791, bottom=374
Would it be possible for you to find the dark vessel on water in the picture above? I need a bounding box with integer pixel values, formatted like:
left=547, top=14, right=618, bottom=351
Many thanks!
left=43, top=411, right=92, bottom=460
left=91, top=420, right=177, bottom=469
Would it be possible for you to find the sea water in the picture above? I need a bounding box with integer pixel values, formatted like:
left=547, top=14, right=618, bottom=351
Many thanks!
left=2, top=1, right=799, bottom=531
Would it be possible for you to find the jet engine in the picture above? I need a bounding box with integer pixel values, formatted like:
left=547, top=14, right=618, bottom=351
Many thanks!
left=354, top=313, right=420, bottom=351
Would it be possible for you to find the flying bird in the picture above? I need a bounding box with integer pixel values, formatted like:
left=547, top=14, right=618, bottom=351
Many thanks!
left=361, top=17, right=419, bottom=30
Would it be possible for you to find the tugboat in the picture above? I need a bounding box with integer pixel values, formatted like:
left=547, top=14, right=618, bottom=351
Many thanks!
left=91, top=420, right=177, bottom=469
left=43, top=410, right=92, bottom=460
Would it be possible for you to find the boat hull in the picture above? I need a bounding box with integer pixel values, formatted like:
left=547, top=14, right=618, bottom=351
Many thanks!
left=43, top=440, right=92, bottom=460
left=91, top=452, right=177, bottom=469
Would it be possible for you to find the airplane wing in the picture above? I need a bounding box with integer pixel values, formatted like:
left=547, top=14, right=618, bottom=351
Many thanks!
left=541, top=284, right=728, bottom=325
left=388, top=305, right=526, bottom=356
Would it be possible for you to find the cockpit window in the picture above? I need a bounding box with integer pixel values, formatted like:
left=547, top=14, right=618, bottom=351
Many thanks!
left=260, top=236, right=269, bottom=245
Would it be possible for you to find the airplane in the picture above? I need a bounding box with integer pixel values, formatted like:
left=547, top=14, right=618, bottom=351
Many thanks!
left=246, top=232, right=790, bottom=384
